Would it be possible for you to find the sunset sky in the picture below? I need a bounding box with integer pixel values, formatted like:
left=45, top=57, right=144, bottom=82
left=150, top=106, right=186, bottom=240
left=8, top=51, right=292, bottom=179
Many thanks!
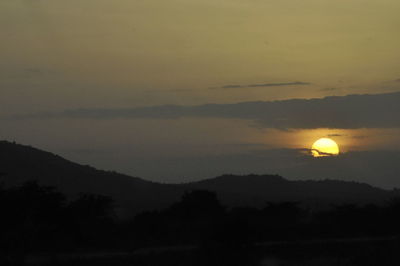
left=1, top=0, right=400, bottom=188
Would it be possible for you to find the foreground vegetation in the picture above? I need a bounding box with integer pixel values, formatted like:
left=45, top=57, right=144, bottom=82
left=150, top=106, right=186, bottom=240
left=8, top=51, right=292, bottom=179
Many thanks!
left=1, top=182, right=400, bottom=265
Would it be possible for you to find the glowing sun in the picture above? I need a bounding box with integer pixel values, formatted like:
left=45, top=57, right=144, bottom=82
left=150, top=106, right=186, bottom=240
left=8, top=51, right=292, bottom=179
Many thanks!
left=311, top=138, right=340, bottom=157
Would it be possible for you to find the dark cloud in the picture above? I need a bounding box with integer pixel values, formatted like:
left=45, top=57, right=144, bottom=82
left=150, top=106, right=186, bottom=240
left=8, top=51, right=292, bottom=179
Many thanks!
left=147, top=88, right=193, bottom=93
left=219, top=81, right=311, bottom=89
left=320, top=87, right=339, bottom=91
left=249, top=82, right=310, bottom=87
left=221, top=85, right=243, bottom=89
left=230, top=143, right=272, bottom=149
left=352, top=135, right=369, bottom=139
left=326, top=134, right=346, bottom=137
left=12, top=91, right=400, bottom=130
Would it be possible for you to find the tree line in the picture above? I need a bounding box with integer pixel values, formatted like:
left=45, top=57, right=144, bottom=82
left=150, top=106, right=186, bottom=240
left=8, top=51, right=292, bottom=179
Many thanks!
left=1, top=181, right=400, bottom=265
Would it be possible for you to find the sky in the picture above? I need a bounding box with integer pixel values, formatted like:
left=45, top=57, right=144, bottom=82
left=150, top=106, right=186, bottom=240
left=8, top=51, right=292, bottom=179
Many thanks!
left=1, top=0, right=400, bottom=188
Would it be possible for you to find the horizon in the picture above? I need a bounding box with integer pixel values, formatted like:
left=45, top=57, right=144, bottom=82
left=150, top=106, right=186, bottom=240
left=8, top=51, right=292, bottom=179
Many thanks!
left=1, top=139, right=399, bottom=190
left=2, top=90, right=400, bottom=188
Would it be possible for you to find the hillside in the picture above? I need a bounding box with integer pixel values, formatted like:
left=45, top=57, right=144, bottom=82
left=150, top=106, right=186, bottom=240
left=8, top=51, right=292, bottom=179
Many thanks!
left=185, top=174, right=392, bottom=208
left=0, top=141, right=181, bottom=216
left=0, top=141, right=396, bottom=216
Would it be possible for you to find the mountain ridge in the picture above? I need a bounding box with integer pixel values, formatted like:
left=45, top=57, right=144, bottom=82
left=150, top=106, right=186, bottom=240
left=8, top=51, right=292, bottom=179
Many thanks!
left=0, top=141, right=396, bottom=217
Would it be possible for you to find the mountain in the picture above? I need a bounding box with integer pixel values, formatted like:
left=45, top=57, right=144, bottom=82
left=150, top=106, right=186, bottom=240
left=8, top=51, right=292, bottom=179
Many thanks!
left=0, top=141, right=396, bottom=217
left=0, top=141, right=181, bottom=217
left=185, top=174, right=392, bottom=208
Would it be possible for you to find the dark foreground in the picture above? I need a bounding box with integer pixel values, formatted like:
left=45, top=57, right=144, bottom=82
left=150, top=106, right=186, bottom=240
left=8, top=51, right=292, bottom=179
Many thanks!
left=26, top=237, right=400, bottom=266
left=2, top=182, right=400, bottom=266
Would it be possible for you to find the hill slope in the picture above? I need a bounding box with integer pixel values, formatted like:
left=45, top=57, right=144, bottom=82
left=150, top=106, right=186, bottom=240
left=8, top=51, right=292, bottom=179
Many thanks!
left=185, top=174, right=392, bottom=208
left=0, top=141, right=396, bottom=215
left=0, top=141, right=181, bottom=216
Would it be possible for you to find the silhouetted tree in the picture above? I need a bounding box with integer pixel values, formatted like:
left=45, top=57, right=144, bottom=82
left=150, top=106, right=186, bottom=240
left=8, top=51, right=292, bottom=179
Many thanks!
left=68, top=194, right=115, bottom=247
left=169, top=190, right=225, bottom=219
left=0, top=181, right=66, bottom=265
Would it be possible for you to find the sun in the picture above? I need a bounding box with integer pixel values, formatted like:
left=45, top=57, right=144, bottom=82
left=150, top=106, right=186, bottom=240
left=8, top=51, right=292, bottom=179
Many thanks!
left=311, top=138, right=340, bottom=157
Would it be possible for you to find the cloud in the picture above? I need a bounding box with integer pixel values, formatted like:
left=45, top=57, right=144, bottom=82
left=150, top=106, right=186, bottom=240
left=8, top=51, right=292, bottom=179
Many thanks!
left=320, top=87, right=339, bottom=92
left=221, top=85, right=243, bottom=89
left=352, top=135, right=369, bottom=139
left=11, top=91, right=400, bottom=130
left=146, top=88, right=193, bottom=93
left=219, top=81, right=311, bottom=89
left=326, top=134, right=346, bottom=137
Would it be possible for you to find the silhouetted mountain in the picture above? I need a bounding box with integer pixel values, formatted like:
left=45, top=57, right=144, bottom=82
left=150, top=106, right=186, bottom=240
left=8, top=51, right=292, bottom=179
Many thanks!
left=0, top=141, right=396, bottom=216
left=0, top=141, right=181, bottom=217
left=185, top=174, right=392, bottom=208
